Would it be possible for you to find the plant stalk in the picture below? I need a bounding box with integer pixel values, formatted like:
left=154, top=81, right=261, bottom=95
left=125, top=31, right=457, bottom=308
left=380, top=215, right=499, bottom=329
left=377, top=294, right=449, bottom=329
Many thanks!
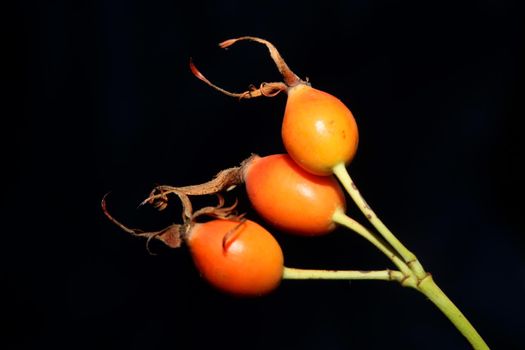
left=283, top=267, right=404, bottom=281
left=332, top=209, right=416, bottom=284
left=332, top=163, right=489, bottom=349
left=417, top=275, right=490, bottom=349
left=332, top=163, right=427, bottom=279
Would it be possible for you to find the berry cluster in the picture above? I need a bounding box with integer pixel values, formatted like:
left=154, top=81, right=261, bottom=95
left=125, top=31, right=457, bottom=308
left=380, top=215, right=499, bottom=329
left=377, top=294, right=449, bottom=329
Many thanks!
left=102, top=37, right=488, bottom=349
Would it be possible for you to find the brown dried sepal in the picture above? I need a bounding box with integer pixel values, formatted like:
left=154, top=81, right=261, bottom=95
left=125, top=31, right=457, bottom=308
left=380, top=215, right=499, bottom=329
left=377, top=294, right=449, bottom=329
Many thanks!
left=102, top=155, right=261, bottom=253
left=143, top=154, right=258, bottom=212
left=191, top=194, right=245, bottom=221
left=102, top=179, right=247, bottom=253
left=190, top=59, right=287, bottom=100
left=218, top=36, right=302, bottom=87
left=190, top=36, right=312, bottom=101
left=101, top=193, right=183, bottom=253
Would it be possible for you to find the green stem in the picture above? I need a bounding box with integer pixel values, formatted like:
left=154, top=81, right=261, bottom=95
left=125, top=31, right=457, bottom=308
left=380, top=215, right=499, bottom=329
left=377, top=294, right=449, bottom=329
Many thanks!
left=332, top=163, right=489, bottom=349
left=332, top=163, right=427, bottom=279
left=284, top=266, right=490, bottom=349
left=283, top=267, right=404, bottom=281
left=417, top=275, right=490, bottom=350
left=332, top=209, right=416, bottom=285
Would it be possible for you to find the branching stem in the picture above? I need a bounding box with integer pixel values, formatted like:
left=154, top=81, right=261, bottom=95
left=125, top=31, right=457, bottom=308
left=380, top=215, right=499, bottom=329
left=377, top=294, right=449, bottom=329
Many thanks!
left=332, top=209, right=416, bottom=286
left=331, top=163, right=489, bottom=349
left=332, top=163, right=427, bottom=279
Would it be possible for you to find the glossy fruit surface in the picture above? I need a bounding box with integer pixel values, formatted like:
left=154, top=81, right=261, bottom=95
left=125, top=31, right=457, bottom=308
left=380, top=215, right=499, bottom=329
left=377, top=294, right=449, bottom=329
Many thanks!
left=244, top=154, right=346, bottom=235
left=187, top=219, right=283, bottom=296
left=282, top=84, right=359, bottom=175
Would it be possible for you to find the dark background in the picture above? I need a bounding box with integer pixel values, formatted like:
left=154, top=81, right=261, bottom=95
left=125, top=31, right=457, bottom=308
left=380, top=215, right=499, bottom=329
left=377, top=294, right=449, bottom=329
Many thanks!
left=5, top=1, right=525, bottom=349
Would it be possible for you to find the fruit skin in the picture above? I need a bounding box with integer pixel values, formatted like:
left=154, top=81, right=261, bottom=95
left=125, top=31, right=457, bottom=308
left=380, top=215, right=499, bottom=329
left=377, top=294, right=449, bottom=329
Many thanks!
left=244, top=154, right=346, bottom=236
left=282, top=84, right=359, bottom=176
left=187, top=219, right=284, bottom=297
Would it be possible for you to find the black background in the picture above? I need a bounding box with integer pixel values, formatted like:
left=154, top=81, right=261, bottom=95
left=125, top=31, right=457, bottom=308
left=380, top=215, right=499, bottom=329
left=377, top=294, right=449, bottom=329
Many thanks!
left=6, top=1, right=525, bottom=349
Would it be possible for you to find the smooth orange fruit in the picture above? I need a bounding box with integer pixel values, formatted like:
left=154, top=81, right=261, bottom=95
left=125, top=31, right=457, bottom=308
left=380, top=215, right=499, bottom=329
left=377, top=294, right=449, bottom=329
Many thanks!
left=244, top=154, right=346, bottom=235
left=282, top=84, right=359, bottom=176
left=187, top=219, right=284, bottom=297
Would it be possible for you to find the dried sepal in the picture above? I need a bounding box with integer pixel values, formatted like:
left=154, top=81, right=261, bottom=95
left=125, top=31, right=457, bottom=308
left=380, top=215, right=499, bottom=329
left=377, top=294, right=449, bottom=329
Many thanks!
left=103, top=156, right=260, bottom=253
left=141, top=155, right=257, bottom=212
left=190, top=59, right=287, bottom=100
left=191, top=194, right=245, bottom=222
left=218, top=36, right=302, bottom=87
left=143, top=187, right=194, bottom=220
left=147, top=187, right=169, bottom=211
left=101, top=193, right=183, bottom=253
